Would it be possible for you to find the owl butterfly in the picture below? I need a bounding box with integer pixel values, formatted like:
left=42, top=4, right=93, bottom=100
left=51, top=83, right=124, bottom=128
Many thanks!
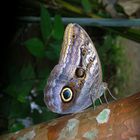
left=44, top=23, right=115, bottom=114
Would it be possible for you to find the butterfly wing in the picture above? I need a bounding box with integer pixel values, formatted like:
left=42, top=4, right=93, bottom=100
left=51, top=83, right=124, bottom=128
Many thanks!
left=44, top=23, right=103, bottom=114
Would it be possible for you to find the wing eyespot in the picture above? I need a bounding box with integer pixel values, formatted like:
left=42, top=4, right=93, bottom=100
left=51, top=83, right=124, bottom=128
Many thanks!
left=72, top=34, right=76, bottom=39
left=81, top=48, right=87, bottom=56
left=60, top=87, right=73, bottom=103
left=75, top=68, right=85, bottom=78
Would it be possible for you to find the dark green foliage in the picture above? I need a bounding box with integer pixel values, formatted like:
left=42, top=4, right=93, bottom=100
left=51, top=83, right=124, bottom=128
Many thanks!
left=52, top=15, right=64, bottom=40
left=45, top=41, right=62, bottom=61
left=0, top=6, right=63, bottom=133
left=25, top=38, right=46, bottom=58
left=41, top=6, right=52, bottom=42
left=81, top=0, right=92, bottom=13
left=9, top=122, right=25, bottom=132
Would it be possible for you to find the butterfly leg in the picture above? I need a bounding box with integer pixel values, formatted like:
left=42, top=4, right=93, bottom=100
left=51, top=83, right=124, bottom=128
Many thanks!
left=98, top=97, right=103, bottom=105
left=101, top=82, right=117, bottom=103
left=90, top=89, right=103, bottom=110
left=90, top=94, right=96, bottom=110
left=106, top=87, right=117, bottom=100
left=103, top=91, right=109, bottom=104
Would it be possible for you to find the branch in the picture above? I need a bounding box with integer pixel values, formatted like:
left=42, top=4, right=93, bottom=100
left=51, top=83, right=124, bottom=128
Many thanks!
left=1, top=92, right=140, bottom=140
left=19, top=17, right=140, bottom=27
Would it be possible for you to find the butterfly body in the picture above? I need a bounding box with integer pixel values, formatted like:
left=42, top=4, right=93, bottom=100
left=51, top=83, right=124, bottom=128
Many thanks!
left=44, top=23, right=105, bottom=114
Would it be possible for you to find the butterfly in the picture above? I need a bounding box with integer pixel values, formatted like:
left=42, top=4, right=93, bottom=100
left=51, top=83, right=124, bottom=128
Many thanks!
left=44, top=23, right=115, bottom=114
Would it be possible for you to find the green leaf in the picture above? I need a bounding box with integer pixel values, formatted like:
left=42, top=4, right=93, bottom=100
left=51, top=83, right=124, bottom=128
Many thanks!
left=81, top=0, right=92, bottom=13
left=41, top=6, right=52, bottom=41
left=9, top=122, right=25, bottom=132
left=20, top=64, right=35, bottom=80
left=36, top=79, right=47, bottom=92
left=25, top=38, right=46, bottom=58
left=17, top=83, right=32, bottom=103
left=52, top=15, right=64, bottom=40
left=46, top=41, right=61, bottom=61
left=123, top=28, right=140, bottom=43
left=37, top=68, right=51, bottom=91
left=31, top=107, right=58, bottom=124
left=38, top=67, right=51, bottom=78
left=5, top=84, right=19, bottom=98
left=45, top=51, right=57, bottom=61
left=9, top=99, right=30, bottom=118
left=6, top=80, right=33, bottom=103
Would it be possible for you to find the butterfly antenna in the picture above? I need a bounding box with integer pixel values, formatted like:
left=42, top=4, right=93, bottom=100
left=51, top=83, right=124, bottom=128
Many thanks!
left=106, top=87, right=117, bottom=100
